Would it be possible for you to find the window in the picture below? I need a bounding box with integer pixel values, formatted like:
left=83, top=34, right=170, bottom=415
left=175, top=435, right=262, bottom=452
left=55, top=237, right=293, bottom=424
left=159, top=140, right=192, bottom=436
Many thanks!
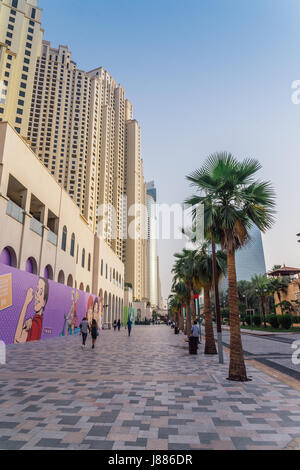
left=31, top=8, right=36, bottom=19
left=61, top=225, right=67, bottom=251
left=88, top=254, right=91, bottom=272
left=70, top=233, right=75, bottom=257
left=81, top=249, right=85, bottom=268
left=12, top=0, right=18, bottom=7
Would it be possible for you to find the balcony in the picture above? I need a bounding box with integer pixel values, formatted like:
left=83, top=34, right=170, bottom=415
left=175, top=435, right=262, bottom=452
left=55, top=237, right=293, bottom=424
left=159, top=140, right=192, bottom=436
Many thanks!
left=30, top=217, right=43, bottom=237
left=6, top=200, right=25, bottom=224
left=47, top=230, right=58, bottom=246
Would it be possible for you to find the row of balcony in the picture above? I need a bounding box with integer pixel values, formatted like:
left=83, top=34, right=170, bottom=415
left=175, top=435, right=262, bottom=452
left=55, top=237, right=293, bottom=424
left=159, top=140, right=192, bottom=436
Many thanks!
left=6, top=199, right=58, bottom=246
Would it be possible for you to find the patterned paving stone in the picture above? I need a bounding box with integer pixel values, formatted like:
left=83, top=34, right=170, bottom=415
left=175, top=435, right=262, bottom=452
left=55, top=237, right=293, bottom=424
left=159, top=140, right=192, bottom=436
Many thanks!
left=0, top=326, right=300, bottom=450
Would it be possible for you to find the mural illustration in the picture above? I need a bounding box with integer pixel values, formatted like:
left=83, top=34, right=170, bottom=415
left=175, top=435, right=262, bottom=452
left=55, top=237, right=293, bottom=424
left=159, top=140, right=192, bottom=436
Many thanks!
left=61, top=289, right=79, bottom=337
left=0, top=263, right=101, bottom=346
left=14, top=277, right=49, bottom=343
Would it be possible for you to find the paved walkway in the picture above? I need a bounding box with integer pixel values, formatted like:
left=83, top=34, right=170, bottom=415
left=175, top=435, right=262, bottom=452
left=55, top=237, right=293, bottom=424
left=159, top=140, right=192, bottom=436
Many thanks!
left=0, top=326, right=300, bottom=450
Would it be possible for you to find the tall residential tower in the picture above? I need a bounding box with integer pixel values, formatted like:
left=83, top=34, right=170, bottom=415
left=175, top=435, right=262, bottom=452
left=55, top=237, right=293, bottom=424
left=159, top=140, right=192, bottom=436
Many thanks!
left=0, top=0, right=43, bottom=136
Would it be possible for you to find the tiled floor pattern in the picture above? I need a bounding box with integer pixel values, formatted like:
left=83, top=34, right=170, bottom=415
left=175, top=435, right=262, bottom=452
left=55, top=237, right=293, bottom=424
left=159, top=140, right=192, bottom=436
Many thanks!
left=0, top=326, right=299, bottom=450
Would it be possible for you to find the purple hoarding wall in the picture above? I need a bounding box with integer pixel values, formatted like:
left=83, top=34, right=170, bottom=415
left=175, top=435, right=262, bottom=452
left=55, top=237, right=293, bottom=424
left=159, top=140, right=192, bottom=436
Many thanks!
left=0, top=263, right=103, bottom=345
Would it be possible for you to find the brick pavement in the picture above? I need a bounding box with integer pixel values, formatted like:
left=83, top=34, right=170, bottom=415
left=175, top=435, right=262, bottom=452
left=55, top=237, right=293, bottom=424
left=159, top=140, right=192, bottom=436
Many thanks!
left=0, top=325, right=299, bottom=450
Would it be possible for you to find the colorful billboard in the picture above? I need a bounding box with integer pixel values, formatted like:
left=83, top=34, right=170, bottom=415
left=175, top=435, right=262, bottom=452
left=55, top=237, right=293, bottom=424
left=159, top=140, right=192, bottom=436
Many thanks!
left=0, top=263, right=103, bottom=345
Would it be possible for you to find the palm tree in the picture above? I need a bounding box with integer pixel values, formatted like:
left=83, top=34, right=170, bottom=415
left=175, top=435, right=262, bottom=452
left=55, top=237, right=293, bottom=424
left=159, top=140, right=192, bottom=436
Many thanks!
left=168, top=294, right=182, bottom=327
left=196, top=243, right=227, bottom=355
left=268, top=276, right=289, bottom=315
left=171, top=276, right=191, bottom=334
left=172, top=249, right=201, bottom=335
left=186, top=152, right=276, bottom=381
left=251, top=274, right=271, bottom=327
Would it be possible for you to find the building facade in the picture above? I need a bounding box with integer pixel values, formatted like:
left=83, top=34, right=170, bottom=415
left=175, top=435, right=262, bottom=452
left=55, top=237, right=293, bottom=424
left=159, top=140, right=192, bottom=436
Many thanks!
left=0, top=0, right=43, bottom=137
left=0, top=0, right=151, bottom=321
left=235, top=225, right=267, bottom=282
left=0, top=122, right=124, bottom=324
left=146, top=182, right=158, bottom=307
left=124, top=118, right=148, bottom=301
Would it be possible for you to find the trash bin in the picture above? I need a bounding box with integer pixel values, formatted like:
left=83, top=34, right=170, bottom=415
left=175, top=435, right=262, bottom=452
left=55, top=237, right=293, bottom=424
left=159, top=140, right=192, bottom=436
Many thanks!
left=189, top=336, right=198, bottom=355
left=174, top=327, right=179, bottom=335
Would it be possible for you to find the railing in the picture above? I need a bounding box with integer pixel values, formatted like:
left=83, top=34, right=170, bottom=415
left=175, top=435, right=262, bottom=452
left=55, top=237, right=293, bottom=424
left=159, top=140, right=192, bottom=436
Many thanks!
left=6, top=200, right=25, bottom=224
left=47, top=230, right=58, bottom=246
left=30, top=217, right=43, bottom=237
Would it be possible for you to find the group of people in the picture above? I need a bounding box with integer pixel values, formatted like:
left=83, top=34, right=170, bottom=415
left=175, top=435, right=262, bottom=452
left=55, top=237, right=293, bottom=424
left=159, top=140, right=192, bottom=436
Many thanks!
left=79, top=317, right=99, bottom=349
left=79, top=317, right=134, bottom=349
left=114, top=318, right=133, bottom=336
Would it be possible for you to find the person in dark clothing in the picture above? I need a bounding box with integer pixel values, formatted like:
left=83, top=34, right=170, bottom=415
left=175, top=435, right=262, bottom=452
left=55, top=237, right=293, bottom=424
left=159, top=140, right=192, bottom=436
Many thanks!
left=91, top=319, right=98, bottom=349
left=127, top=318, right=132, bottom=337
left=113, top=319, right=117, bottom=331
left=117, top=319, right=121, bottom=331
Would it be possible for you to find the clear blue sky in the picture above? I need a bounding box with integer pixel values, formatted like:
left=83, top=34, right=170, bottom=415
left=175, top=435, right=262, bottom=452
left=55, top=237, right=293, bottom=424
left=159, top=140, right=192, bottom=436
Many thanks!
left=39, top=0, right=300, bottom=302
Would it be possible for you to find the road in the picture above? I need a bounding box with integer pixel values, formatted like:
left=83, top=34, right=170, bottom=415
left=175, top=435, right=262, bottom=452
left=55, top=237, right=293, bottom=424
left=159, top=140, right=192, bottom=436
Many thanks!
left=220, top=329, right=300, bottom=380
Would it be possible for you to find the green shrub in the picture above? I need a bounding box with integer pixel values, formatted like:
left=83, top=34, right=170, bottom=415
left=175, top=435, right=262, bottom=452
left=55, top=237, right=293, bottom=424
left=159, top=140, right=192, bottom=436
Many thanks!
left=278, top=315, right=292, bottom=330
left=267, top=314, right=279, bottom=329
left=253, top=315, right=261, bottom=327
left=245, top=314, right=252, bottom=326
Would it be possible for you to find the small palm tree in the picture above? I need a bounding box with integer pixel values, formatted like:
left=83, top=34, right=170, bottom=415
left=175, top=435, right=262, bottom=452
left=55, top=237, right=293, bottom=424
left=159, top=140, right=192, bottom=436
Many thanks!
left=173, top=249, right=201, bottom=335
left=171, top=277, right=191, bottom=333
left=186, top=152, right=276, bottom=381
left=196, top=243, right=227, bottom=355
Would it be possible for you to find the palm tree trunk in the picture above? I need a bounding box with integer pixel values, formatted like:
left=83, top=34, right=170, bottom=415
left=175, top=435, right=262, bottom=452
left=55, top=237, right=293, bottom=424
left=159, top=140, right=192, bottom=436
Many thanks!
left=180, top=305, right=184, bottom=332
left=190, top=289, right=196, bottom=323
left=227, top=250, right=249, bottom=381
left=204, top=287, right=217, bottom=355
left=185, top=299, right=192, bottom=337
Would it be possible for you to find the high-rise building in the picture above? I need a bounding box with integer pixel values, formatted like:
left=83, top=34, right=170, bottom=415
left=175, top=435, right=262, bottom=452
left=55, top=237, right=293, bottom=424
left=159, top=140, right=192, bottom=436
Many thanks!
left=0, top=3, right=150, bottom=303
left=147, top=181, right=158, bottom=307
left=0, top=0, right=43, bottom=137
left=235, top=225, right=266, bottom=281
left=124, top=117, right=148, bottom=300
left=27, top=41, right=132, bottom=262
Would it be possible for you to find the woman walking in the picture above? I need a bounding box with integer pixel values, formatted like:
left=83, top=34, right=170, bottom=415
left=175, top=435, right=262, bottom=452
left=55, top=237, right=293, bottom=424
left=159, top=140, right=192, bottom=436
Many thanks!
left=91, top=318, right=99, bottom=349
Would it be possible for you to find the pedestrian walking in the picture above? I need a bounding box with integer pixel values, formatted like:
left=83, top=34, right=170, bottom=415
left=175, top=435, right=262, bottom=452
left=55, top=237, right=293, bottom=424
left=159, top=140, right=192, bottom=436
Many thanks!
left=80, top=317, right=90, bottom=348
left=127, top=318, right=132, bottom=337
left=113, top=319, right=117, bottom=331
left=117, top=319, right=121, bottom=331
left=91, top=318, right=98, bottom=349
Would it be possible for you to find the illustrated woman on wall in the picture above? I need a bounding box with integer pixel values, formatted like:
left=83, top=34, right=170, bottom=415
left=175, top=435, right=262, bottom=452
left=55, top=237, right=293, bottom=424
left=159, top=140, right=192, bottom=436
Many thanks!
left=61, top=289, right=79, bottom=336
left=71, top=290, right=79, bottom=332
left=87, top=296, right=94, bottom=327
left=14, top=277, right=49, bottom=344
left=93, top=297, right=100, bottom=329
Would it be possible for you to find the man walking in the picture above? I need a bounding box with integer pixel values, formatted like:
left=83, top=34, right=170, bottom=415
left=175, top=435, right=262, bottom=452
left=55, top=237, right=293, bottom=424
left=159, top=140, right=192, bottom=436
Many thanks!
left=117, top=319, right=121, bottom=332
left=80, top=317, right=90, bottom=348
left=127, top=318, right=132, bottom=337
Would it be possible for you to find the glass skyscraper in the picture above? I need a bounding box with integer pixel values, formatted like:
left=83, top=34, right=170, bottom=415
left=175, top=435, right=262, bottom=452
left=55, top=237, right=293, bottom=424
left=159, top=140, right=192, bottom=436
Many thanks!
left=235, top=225, right=267, bottom=281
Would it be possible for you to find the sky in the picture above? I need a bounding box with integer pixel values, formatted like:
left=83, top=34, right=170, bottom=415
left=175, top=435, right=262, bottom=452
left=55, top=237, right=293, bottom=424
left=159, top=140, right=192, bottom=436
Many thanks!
left=39, top=0, right=300, bottom=304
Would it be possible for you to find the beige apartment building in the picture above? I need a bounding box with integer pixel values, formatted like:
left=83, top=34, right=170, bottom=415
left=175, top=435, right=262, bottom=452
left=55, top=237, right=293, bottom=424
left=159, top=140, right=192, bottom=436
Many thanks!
left=0, top=0, right=43, bottom=137
left=0, top=122, right=124, bottom=324
left=124, top=118, right=148, bottom=301
left=0, top=1, right=151, bottom=303
left=27, top=42, right=128, bottom=262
